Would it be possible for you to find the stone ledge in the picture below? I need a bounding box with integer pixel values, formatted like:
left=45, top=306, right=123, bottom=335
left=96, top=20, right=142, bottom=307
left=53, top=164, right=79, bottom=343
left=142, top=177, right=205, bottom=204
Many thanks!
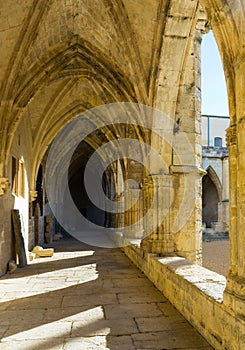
left=170, top=165, right=207, bottom=175
left=123, top=244, right=245, bottom=350
left=154, top=256, right=226, bottom=303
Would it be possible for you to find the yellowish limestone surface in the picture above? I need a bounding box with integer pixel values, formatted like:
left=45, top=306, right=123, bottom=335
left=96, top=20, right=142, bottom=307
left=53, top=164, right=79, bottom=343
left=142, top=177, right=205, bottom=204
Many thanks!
left=0, top=1, right=245, bottom=349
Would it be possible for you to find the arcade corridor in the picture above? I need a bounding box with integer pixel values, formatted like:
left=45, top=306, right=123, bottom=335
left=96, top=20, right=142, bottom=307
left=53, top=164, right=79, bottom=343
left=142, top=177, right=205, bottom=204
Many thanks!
left=0, top=235, right=212, bottom=350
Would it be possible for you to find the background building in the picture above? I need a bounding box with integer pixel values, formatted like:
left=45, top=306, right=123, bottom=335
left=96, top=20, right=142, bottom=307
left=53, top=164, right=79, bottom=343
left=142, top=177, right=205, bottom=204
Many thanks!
left=202, top=115, right=229, bottom=235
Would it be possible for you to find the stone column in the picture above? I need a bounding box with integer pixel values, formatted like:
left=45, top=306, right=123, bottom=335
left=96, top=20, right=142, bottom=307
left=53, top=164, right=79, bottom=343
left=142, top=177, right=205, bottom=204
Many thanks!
left=34, top=203, right=41, bottom=245
left=161, top=25, right=205, bottom=264
left=218, top=200, right=229, bottom=233
left=224, top=123, right=245, bottom=317
left=217, top=155, right=229, bottom=232
left=141, top=174, right=173, bottom=255
left=222, top=156, right=229, bottom=200
left=115, top=193, right=124, bottom=229
left=169, top=165, right=206, bottom=264
left=124, top=188, right=143, bottom=240
left=104, top=174, right=112, bottom=228
left=28, top=190, right=38, bottom=249
left=237, top=120, right=245, bottom=280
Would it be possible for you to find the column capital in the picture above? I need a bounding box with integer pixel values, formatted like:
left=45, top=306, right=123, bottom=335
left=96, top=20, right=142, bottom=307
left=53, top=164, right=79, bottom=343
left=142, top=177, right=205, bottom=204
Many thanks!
left=226, top=125, right=237, bottom=147
left=0, top=177, right=9, bottom=195
left=29, top=190, right=38, bottom=202
left=196, top=9, right=211, bottom=35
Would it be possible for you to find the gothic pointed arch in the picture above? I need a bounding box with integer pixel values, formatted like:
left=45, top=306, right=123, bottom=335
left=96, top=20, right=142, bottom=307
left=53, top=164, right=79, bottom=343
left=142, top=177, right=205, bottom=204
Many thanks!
left=206, top=165, right=222, bottom=201
left=202, top=165, right=222, bottom=228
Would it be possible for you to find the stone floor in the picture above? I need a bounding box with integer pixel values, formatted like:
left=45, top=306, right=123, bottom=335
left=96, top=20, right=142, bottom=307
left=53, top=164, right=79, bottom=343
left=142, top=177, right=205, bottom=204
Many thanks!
left=203, top=239, right=229, bottom=276
left=0, top=236, right=213, bottom=349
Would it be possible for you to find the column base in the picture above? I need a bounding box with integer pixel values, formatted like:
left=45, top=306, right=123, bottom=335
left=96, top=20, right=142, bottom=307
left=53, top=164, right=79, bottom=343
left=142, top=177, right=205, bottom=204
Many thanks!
left=223, top=273, right=245, bottom=317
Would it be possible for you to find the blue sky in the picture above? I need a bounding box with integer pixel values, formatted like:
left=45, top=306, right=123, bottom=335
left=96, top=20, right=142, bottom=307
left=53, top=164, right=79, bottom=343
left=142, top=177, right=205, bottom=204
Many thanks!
left=201, top=31, right=229, bottom=116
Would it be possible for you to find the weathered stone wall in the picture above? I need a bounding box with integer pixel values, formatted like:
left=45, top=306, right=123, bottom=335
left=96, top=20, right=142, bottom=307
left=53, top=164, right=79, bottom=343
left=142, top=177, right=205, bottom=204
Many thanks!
left=0, top=118, right=32, bottom=274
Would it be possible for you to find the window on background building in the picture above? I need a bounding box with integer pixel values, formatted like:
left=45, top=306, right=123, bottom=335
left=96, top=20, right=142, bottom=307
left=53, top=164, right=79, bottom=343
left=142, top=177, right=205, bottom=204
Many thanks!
left=214, top=137, right=222, bottom=147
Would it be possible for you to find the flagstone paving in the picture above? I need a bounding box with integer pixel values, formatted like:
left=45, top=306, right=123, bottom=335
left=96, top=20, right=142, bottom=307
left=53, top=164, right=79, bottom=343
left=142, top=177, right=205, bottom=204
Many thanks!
left=0, top=236, right=213, bottom=349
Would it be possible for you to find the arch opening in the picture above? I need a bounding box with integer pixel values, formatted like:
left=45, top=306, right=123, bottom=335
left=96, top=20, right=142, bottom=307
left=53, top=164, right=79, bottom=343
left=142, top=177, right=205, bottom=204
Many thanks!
left=201, top=27, right=230, bottom=276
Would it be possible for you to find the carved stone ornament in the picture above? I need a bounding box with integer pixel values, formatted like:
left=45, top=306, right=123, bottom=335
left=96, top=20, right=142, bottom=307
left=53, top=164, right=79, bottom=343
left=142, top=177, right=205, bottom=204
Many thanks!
left=29, top=190, right=38, bottom=202
left=0, top=177, right=9, bottom=195
left=226, top=125, right=237, bottom=147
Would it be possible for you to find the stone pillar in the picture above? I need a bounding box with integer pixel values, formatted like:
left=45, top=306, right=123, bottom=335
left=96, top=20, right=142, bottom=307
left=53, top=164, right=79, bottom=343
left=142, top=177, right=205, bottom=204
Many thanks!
left=159, top=25, right=204, bottom=263
left=34, top=203, right=41, bottom=245
left=28, top=190, right=38, bottom=250
left=104, top=175, right=112, bottom=228
left=115, top=193, right=124, bottom=229
left=124, top=188, right=143, bottom=240
left=224, top=123, right=245, bottom=317
left=139, top=165, right=205, bottom=263
left=141, top=174, right=173, bottom=255
left=44, top=215, right=55, bottom=243
left=222, top=156, right=229, bottom=200
left=169, top=165, right=206, bottom=264
left=217, top=155, right=229, bottom=232
left=225, top=126, right=237, bottom=277
left=142, top=177, right=154, bottom=239
left=218, top=200, right=229, bottom=233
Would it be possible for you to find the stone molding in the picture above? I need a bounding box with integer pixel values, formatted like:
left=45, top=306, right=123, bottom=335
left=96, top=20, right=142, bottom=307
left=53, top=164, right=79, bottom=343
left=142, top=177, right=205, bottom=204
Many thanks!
left=170, top=165, right=207, bottom=176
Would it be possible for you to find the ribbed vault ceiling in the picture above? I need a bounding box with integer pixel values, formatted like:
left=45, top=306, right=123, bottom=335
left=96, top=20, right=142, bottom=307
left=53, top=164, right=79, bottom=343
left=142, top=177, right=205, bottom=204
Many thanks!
left=0, top=0, right=244, bottom=178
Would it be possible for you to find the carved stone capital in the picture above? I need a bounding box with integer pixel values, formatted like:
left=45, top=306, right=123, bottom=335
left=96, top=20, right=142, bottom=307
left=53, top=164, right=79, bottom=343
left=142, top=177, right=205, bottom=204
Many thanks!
left=196, top=8, right=211, bottom=34
left=0, top=177, right=9, bottom=195
left=226, top=125, right=237, bottom=147
left=29, top=190, right=38, bottom=202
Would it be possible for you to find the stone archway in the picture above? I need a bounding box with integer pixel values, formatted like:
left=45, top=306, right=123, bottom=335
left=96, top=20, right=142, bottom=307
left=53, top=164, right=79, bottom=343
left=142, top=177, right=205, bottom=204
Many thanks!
left=0, top=1, right=245, bottom=348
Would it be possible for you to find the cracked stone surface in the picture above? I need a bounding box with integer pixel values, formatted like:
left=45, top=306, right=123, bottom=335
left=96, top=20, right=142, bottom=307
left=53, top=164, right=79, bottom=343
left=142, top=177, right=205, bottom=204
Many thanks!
left=0, top=236, right=213, bottom=349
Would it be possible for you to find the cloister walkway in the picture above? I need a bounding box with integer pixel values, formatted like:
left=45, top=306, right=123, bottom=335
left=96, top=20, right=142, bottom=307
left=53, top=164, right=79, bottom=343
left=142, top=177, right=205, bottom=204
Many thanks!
left=0, top=235, right=212, bottom=349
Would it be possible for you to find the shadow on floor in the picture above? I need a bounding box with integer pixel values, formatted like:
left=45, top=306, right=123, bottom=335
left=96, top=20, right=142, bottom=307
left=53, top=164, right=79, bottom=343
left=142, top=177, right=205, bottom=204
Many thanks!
left=0, top=235, right=213, bottom=350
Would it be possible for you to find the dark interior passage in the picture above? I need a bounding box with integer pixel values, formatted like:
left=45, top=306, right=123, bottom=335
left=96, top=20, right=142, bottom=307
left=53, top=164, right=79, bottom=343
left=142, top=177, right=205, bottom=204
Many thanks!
left=68, top=166, right=107, bottom=227
left=202, top=174, right=219, bottom=228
